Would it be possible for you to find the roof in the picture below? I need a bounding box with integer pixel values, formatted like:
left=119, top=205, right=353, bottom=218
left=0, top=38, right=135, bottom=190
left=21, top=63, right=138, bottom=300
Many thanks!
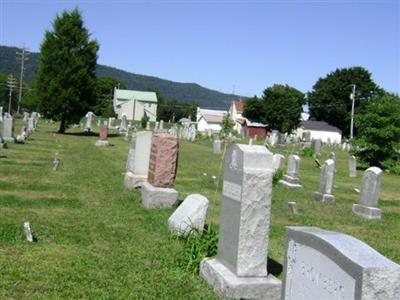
left=233, top=100, right=244, bottom=113
left=301, top=121, right=342, bottom=134
left=198, top=108, right=227, bottom=124
left=203, top=114, right=224, bottom=123
left=244, top=117, right=267, bottom=128
left=114, top=89, right=158, bottom=103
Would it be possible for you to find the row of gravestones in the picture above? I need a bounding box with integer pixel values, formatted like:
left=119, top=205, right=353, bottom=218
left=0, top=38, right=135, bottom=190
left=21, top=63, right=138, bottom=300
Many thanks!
left=0, top=110, right=38, bottom=147
left=199, top=145, right=399, bottom=299
left=278, top=153, right=384, bottom=220
left=120, top=133, right=400, bottom=299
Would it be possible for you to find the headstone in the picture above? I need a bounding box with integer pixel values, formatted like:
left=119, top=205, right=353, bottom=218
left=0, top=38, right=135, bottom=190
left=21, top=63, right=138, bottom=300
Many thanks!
left=95, top=125, right=109, bottom=146
left=314, top=159, right=335, bottom=202
left=141, top=182, right=178, bottom=209
left=154, top=121, right=159, bottom=132
left=248, top=138, right=253, bottom=145
left=147, top=133, right=179, bottom=188
left=108, top=117, right=113, bottom=129
left=213, top=139, right=222, bottom=154
left=23, top=112, right=29, bottom=122
left=279, top=155, right=302, bottom=189
left=0, top=106, right=3, bottom=122
left=23, top=222, right=33, bottom=242
left=312, top=139, right=322, bottom=153
left=288, top=202, right=298, bottom=214
left=124, top=131, right=153, bottom=189
left=270, top=130, right=279, bottom=147
left=302, top=131, right=311, bottom=142
left=2, top=114, right=14, bottom=143
left=16, top=127, right=27, bottom=143
left=281, top=226, right=400, bottom=300
left=52, top=153, right=60, bottom=171
left=168, top=194, right=209, bottom=236
left=349, top=155, right=357, bottom=177
left=85, top=111, right=94, bottom=132
left=159, top=120, right=164, bottom=131
left=352, top=167, right=383, bottom=219
left=27, top=117, right=35, bottom=134
left=329, top=152, right=336, bottom=169
left=119, top=114, right=128, bottom=133
left=200, top=144, right=281, bottom=300
left=146, top=121, right=150, bottom=130
left=272, top=154, right=285, bottom=171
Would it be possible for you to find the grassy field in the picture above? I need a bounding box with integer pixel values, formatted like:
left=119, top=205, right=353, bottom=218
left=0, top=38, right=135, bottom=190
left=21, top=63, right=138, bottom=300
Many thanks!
left=0, top=120, right=399, bottom=299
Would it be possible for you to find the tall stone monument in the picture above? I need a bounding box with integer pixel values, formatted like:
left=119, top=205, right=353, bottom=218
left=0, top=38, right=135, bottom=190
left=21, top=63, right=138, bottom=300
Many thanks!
left=124, top=131, right=153, bottom=189
left=352, top=167, right=383, bottom=220
left=349, top=155, right=357, bottom=177
left=282, top=227, right=400, bottom=300
left=85, top=111, right=94, bottom=132
left=2, top=113, right=14, bottom=143
left=314, top=159, right=335, bottom=202
left=200, top=144, right=281, bottom=300
left=279, top=155, right=302, bottom=189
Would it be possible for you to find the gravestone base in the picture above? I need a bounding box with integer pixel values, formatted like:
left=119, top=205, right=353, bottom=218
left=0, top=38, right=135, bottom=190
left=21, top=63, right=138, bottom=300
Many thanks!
left=200, top=258, right=281, bottom=300
left=352, top=204, right=382, bottom=220
left=0, top=142, right=7, bottom=149
left=279, top=174, right=302, bottom=189
left=141, top=182, right=178, bottom=209
left=95, top=140, right=109, bottom=147
left=301, top=141, right=311, bottom=149
left=124, top=172, right=147, bottom=190
left=314, top=192, right=335, bottom=202
left=3, top=137, right=15, bottom=143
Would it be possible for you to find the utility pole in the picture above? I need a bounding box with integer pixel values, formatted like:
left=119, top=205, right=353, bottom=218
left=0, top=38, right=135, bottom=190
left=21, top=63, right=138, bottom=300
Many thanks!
left=16, top=46, right=30, bottom=114
left=6, top=74, right=18, bottom=114
left=350, top=84, right=356, bottom=140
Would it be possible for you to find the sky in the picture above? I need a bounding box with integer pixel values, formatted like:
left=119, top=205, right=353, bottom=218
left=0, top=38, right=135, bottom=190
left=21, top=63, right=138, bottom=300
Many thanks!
left=1, top=0, right=399, bottom=97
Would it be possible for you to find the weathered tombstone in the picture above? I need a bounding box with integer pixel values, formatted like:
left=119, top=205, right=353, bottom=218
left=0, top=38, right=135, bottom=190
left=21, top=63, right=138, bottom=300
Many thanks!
left=248, top=138, right=253, bottom=145
left=270, top=130, right=279, bottom=147
left=154, top=121, right=159, bottom=132
left=85, top=111, right=94, bottom=132
left=16, top=127, right=27, bottom=143
left=27, top=117, right=35, bottom=134
left=147, top=133, right=179, bottom=188
left=272, top=153, right=285, bottom=171
left=146, top=121, right=150, bottom=130
left=352, top=167, right=383, bottom=220
left=23, top=112, right=29, bottom=122
left=52, top=153, right=60, bottom=171
left=200, top=144, right=281, bottom=300
left=124, top=131, right=153, bottom=189
left=23, top=222, right=34, bottom=242
left=95, top=125, right=109, bottom=146
left=312, top=139, right=322, bottom=153
left=349, top=155, right=357, bottom=177
left=2, top=113, right=14, bottom=143
left=213, top=139, right=222, bottom=154
left=168, top=194, right=209, bottom=236
left=279, top=155, right=302, bottom=189
left=0, top=106, right=3, bottom=122
left=159, top=120, right=164, bottom=131
left=329, top=152, right=336, bottom=169
left=314, top=159, right=335, bottom=202
left=281, top=226, right=400, bottom=300
left=119, top=114, right=128, bottom=133
left=108, top=117, right=113, bottom=129
left=288, top=202, right=298, bottom=214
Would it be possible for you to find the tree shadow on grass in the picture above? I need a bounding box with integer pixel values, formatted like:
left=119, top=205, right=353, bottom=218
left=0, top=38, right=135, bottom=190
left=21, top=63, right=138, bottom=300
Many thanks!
left=267, top=257, right=283, bottom=277
left=54, top=132, right=121, bottom=138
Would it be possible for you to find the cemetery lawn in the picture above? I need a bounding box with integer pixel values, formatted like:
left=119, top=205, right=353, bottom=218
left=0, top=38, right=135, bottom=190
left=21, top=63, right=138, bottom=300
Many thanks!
left=0, top=120, right=399, bottom=299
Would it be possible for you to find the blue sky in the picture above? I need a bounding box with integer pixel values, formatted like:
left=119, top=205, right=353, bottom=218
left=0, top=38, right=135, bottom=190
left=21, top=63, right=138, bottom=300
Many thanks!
left=1, top=0, right=399, bottom=96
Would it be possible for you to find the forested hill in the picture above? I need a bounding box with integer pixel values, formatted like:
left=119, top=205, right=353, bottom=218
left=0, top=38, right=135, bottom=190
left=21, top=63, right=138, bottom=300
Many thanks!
left=0, top=45, right=240, bottom=108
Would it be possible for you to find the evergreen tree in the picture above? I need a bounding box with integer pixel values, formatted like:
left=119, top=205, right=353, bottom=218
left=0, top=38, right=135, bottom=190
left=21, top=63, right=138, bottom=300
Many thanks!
left=36, top=9, right=99, bottom=133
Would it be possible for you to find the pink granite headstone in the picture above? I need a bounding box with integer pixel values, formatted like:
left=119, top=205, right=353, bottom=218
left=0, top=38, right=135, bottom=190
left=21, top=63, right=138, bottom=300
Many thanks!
left=99, top=125, right=108, bottom=141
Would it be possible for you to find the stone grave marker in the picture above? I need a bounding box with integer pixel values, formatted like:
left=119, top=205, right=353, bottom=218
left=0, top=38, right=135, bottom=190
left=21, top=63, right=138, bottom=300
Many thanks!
left=352, top=167, right=383, bottom=220
left=168, top=194, right=209, bottom=236
left=272, top=153, right=285, bottom=171
left=279, top=155, right=302, bottom=189
left=95, top=125, right=109, bottom=146
left=282, top=226, right=400, bottom=300
left=312, top=139, right=322, bottom=153
left=200, top=144, right=281, bottom=300
left=314, top=159, right=335, bottom=202
left=2, top=113, right=14, bottom=143
left=0, top=106, right=3, bottom=122
left=85, top=111, right=94, bottom=132
left=288, top=202, right=298, bottom=214
left=124, top=131, right=152, bottom=189
left=23, top=222, right=34, bottom=242
left=213, top=140, right=222, bottom=154
left=147, top=133, right=179, bottom=188
left=119, top=114, right=127, bottom=133
left=349, top=155, right=357, bottom=177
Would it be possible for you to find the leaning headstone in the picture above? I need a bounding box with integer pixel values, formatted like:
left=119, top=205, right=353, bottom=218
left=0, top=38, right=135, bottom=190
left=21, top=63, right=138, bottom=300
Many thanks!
left=281, top=226, right=400, bottom=300
left=352, top=167, right=383, bottom=220
left=287, top=202, right=298, bottom=214
left=147, top=133, right=179, bottom=188
left=279, top=155, right=302, bottom=189
left=2, top=114, right=15, bottom=143
left=200, top=144, right=281, bottom=300
left=168, top=194, right=209, bottom=236
left=272, top=153, right=285, bottom=171
left=213, top=139, right=222, bottom=154
left=95, top=125, right=109, bottom=146
left=349, top=155, right=357, bottom=177
left=124, top=131, right=153, bottom=189
left=23, top=222, right=34, bottom=242
left=314, top=159, right=335, bottom=202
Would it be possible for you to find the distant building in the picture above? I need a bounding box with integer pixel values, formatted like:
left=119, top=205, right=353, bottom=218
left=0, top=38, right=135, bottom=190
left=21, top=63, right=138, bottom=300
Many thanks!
left=228, top=100, right=245, bottom=134
left=113, top=88, right=158, bottom=121
left=295, top=120, right=342, bottom=143
left=196, top=108, right=227, bottom=132
left=240, top=117, right=268, bottom=138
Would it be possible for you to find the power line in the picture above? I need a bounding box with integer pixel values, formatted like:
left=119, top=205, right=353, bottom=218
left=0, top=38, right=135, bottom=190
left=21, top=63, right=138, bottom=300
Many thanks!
left=6, top=74, right=17, bottom=114
left=16, top=46, right=30, bottom=114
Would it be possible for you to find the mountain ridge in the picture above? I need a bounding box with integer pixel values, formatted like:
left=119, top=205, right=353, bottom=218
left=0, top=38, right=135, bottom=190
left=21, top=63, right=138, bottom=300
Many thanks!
left=0, top=45, right=242, bottom=108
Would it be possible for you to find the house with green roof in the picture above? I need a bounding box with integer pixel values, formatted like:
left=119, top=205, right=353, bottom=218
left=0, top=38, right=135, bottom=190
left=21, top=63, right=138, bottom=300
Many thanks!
left=113, top=88, right=158, bottom=121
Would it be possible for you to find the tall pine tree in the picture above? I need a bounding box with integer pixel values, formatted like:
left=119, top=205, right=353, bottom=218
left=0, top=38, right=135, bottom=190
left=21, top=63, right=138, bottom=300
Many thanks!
left=36, top=9, right=99, bottom=133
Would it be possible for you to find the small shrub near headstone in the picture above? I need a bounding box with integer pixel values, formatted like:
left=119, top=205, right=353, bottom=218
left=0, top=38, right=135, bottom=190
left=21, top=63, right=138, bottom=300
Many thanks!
left=300, top=147, right=315, bottom=157
left=273, top=168, right=284, bottom=187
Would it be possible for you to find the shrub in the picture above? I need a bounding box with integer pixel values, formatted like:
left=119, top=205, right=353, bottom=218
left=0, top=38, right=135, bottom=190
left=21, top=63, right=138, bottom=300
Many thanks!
left=300, top=148, right=315, bottom=157
left=273, top=169, right=284, bottom=187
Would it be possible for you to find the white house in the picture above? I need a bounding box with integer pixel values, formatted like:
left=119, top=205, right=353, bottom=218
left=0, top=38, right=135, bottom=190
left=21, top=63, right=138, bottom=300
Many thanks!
left=295, top=120, right=342, bottom=144
left=228, top=100, right=245, bottom=134
left=113, top=88, right=158, bottom=121
left=196, top=108, right=227, bottom=132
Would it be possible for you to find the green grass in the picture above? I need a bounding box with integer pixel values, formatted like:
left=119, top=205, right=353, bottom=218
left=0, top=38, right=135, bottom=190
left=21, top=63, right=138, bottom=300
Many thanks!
left=0, top=120, right=399, bottom=299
